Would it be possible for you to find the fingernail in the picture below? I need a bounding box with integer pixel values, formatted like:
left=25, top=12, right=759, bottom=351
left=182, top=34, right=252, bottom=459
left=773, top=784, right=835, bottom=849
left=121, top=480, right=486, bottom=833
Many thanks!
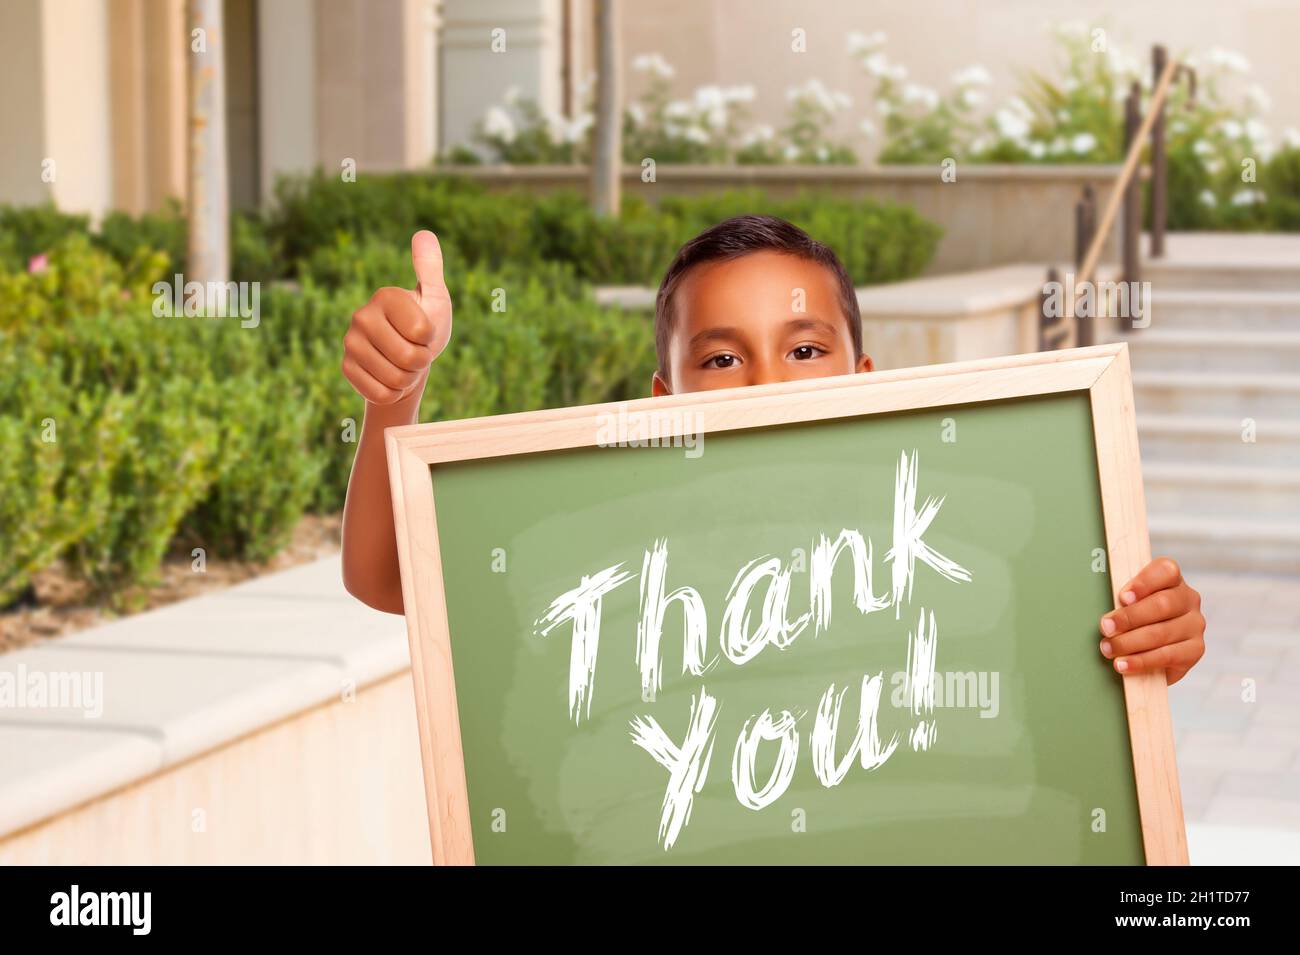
left=1121, top=590, right=1137, bottom=606
left=1115, top=659, right=1128, bottom=672
left=1100, top=640, right=1113, bottom=658
left=1101, top=618, right=1117, bottom=637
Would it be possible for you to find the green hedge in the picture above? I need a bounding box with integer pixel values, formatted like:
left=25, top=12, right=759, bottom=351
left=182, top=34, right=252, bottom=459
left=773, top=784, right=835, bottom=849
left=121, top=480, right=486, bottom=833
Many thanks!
left=0, top=177, right=940, bottom=606
left=0, top=234, right=658, bottom=606
left=267, top=174, right=941, bottom=287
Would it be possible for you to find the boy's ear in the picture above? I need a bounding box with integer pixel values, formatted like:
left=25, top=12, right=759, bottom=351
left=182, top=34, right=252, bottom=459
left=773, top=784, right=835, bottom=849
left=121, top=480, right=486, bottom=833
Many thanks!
left=857, top=353, right=874, bottom=374
left=652, top=371, right=673, bottom=397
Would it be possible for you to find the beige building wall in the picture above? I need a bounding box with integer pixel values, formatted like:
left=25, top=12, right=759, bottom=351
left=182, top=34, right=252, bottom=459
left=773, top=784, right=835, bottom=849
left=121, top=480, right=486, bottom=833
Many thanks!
left=612, top=0, right=1300, bottom=156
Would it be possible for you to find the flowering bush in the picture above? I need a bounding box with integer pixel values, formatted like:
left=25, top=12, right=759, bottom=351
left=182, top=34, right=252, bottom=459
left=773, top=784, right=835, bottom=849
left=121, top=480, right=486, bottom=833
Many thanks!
left=850, top=24, right=1299, bottom=231
left=453, top=52, right=860, bottom=167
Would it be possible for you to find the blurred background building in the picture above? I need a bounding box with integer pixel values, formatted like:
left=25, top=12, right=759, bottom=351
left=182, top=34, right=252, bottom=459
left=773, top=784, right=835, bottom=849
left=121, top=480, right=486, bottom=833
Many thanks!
left=4, top=0, right=1300, bottom=217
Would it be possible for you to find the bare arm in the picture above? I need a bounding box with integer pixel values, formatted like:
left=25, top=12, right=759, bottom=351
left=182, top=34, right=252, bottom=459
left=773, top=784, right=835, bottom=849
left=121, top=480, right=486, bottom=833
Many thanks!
left=340, top=232, right=452, bottom=614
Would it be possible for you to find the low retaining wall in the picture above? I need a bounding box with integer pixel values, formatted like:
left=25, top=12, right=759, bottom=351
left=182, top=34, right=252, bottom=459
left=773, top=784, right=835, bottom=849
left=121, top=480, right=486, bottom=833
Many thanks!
left=444, top=163, right=1124, bottom=276
left=0, top=556, right=429, bottom=864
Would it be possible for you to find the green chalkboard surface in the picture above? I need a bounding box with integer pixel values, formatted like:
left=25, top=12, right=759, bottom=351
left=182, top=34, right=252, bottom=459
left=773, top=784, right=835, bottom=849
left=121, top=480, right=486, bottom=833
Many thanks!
left=428, top=392, right=1144, bottom=864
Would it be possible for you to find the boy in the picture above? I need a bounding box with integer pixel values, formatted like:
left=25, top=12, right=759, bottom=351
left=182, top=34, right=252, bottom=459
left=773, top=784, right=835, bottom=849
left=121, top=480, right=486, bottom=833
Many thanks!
left=340, top=216, right=1206, bottom=684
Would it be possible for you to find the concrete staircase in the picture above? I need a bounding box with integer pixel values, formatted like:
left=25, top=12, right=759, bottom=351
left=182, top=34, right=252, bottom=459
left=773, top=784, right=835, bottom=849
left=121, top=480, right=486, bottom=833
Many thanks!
left=1109, top=235, right=1300, bottom=575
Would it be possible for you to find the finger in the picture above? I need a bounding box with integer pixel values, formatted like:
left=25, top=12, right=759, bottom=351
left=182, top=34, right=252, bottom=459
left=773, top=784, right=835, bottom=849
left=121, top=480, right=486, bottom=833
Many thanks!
left=411, top=230, right=448, bottom=310
left=354, top=304, right=435, bottom=372
left=346, top=330, right=420, bottom=393
left=1101, top=611, right=1200, bottom=660
left=1101, top=582, right=1194, bottom=636
left=1116, top=556, right=1182, bottom=607
left=342, top=355, right=401, bottom=404
left=1111, top=634, right=1205, bottom=677
left=373, top=287, right=438, bottom=347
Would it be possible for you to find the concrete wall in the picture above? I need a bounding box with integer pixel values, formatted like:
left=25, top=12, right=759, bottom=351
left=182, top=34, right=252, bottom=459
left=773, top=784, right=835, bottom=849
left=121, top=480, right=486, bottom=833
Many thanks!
left=0, top=671, right=431, bottom=865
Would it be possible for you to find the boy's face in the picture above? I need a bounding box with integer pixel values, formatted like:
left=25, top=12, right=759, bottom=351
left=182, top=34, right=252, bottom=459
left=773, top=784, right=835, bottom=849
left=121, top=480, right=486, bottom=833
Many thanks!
left=652, top=250, right=873, bottom=396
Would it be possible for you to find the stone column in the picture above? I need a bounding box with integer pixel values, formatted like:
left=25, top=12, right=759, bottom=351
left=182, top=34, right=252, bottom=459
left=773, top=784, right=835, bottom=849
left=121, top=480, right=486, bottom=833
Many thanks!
left=438, top=0, right=563, bottom=155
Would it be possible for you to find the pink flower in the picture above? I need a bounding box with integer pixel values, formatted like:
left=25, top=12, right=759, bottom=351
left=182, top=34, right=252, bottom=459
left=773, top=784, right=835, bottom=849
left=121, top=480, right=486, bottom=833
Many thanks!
left=27, top=253, right=48, bottom=274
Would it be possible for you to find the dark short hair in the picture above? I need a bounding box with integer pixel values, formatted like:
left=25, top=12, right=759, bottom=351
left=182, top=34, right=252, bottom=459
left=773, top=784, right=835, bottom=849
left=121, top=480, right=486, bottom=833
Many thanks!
left=653, top=214, right=862, bottom=381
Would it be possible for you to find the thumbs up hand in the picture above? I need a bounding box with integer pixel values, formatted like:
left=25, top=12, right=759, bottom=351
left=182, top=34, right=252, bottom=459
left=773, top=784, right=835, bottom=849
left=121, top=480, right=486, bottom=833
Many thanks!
left=342, top=230, right=453, bottom=405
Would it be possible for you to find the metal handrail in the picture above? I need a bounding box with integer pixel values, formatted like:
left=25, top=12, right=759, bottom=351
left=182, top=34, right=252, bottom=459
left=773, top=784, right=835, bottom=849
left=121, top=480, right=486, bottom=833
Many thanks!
left=1043, top=44, right=1196, bottom=349
left=1073, top=53, right=1179, bottom=298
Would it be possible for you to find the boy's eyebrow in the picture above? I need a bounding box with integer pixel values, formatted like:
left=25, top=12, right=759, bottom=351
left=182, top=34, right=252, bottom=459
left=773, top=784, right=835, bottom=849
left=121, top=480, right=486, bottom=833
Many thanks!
left=783, top=317, right=839, bottom=337
left=687, top=326, right=745, bottom=350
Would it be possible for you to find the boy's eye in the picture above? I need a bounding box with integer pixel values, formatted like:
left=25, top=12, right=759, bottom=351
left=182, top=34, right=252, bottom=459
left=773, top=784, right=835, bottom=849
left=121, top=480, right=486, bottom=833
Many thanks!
left=789, top=344, right=826, bottom=361
left=704, top=353, right=741, bottom=370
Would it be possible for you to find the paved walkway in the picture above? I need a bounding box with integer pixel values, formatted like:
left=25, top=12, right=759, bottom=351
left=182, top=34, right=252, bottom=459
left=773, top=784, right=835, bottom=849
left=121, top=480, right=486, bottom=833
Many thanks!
left=1169, top=571, right=1300, bottom=840
left=3, top=555, right=1297, bottom=862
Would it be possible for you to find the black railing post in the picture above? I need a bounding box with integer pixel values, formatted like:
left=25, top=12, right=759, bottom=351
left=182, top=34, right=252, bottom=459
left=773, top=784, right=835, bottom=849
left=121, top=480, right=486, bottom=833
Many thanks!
left=1040, top=266, right=1067, bottom=351
left=1122, top=81, right=1142, bottom=332
left=1150, top=45, right=1168, bottom=258
left=1075, top=185, right=1097, bottom=346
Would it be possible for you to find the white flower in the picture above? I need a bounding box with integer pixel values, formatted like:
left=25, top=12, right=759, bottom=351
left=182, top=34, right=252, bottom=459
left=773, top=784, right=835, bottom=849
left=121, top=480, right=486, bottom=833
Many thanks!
left=1245, top=118, right=1270, bottom=144
left=1071, top=132, right=1097, bottom=154
left=1193, top=140, right=1213, bottom=157
left=683, top=125, right=709, bottom=145
left=886, top=62, right=908, bottom=82
left=788, top=78, right=848, bottom=114
left=847, top=30, right=886, bottom=54
left=1207, top=48, right=1250, bottom=73
left=724, top=85, right=756, bottom=104
left=627, top=102, right=645, bottom=126
left=995, top=108, right=1030, bottom=141
left=1027, top=140, right=1047, bottom=158
left=632, top=52, right=675, bottom=79
left=861, top=52, right=891, bottom=78
left=1284, top=128, right=1300, bottom=149
left=876, top=98, right=894, bottom=116
left=664, top=99, right=692, bottom=120
left=962, top=88, right=985, bottom=108
left=563, top=112, right=593, bottom=143
left=815, top=145, right=829, bottom=162
left=859, top=118, right=877, bottom=137
left=783, top=143, right=800, bottom=161
left=1199, top=189, right=1216, bottom=206
left=542, top=110, right=568, bottom=142
left=1220, top=119, right=1244, bottom=140
left=970, top=134, right=990, bottom=154
left=1230, top=188, right=1263, bottom=206
left=1246, top=84, right=1272, bottom=113
left=1062, top=77, right=1079, bottom=93
left=902, top=84, right=940, bottom=110
left=1006, top=96, right=1033, bottom=118
left=502, top=85, right=521, bottom=106
left=951, top=65, right=992, bottom=87
left=483, top=106, right=516, bottom=143
left=740, top=123, right=775, bottom=147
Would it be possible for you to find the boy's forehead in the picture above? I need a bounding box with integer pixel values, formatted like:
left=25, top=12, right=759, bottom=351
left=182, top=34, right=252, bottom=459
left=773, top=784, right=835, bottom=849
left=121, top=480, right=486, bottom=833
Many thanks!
left=676, top=251, right=844, bottom=323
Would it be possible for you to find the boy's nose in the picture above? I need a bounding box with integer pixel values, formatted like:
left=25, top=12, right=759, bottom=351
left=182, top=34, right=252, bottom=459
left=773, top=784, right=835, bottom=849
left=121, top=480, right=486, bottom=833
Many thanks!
left=745, top=354, right=783, bottom=387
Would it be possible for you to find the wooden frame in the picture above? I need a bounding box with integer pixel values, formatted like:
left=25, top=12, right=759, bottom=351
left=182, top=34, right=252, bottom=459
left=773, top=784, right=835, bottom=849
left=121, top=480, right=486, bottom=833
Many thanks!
left=385, top=343, right=1189, bottom=866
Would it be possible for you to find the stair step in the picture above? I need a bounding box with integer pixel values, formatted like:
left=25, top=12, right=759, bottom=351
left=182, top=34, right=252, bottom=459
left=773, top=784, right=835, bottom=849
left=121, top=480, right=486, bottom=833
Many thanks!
left=1133, top=371, right=1300, bottom=416
left=1111, top=328, right=1300, bottom=373
left=1137, top=414, right=1300, bottom=467
left=1144, top=262, right=1300, bottom=293
left=1142, top=290, right=1300, bottom=330
left=1142, top=462, right=1300, bottom=520
left=1147, top=514, right=1300, bottom=575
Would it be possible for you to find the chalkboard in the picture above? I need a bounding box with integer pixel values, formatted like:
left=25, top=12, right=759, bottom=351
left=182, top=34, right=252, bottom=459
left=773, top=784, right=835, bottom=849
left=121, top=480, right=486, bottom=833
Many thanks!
left=387, top=345, right=1187, bottom=865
